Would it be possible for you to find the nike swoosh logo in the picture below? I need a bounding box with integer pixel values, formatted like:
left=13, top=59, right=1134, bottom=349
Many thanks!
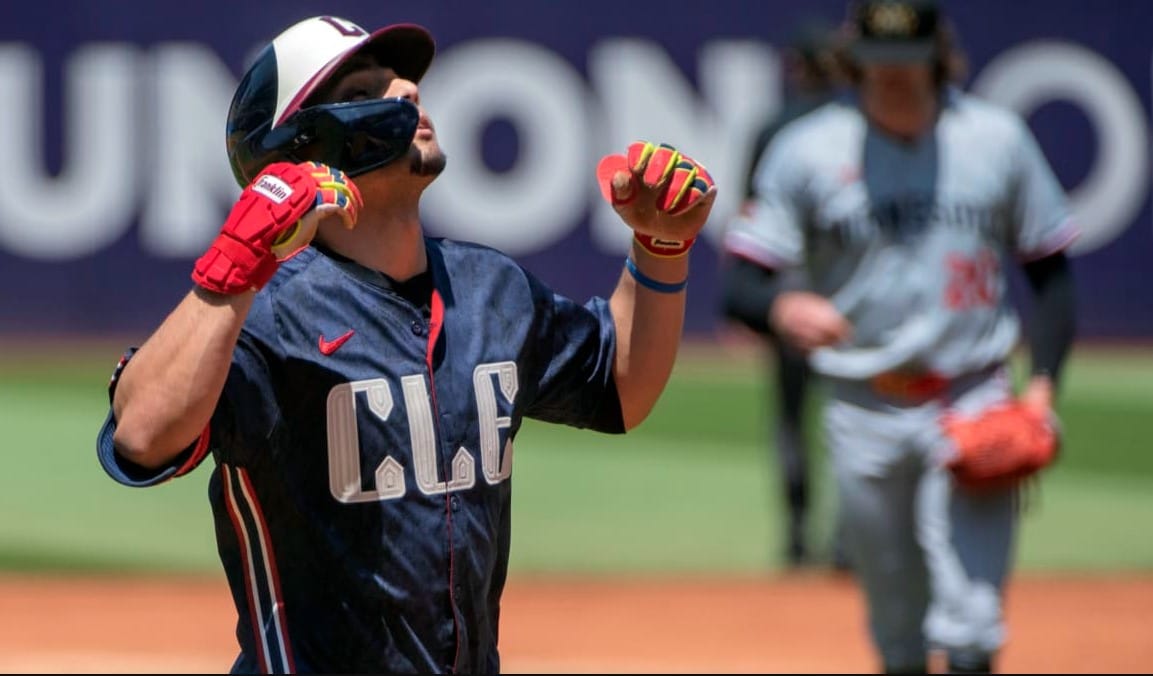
left=318, top=329, right=355, bottom=356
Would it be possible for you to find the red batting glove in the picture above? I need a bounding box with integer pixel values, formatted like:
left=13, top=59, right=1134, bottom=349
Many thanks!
left=192, top=161, right=361, bottom=294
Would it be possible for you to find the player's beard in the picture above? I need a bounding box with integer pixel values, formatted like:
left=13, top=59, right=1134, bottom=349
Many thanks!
left=408, top=145, right=447, bottom=177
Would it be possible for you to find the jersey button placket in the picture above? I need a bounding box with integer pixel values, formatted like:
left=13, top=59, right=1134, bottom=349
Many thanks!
left=411, top=320, right=425, bottom=337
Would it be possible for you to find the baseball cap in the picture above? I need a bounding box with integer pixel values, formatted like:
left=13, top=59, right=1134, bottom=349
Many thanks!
left=850, top=0, right=940, bottom=63
left=267, top=15, right=435, bottom=126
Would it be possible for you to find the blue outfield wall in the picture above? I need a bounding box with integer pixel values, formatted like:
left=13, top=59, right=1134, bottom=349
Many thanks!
left=2, top=0, right=1150, bottom=338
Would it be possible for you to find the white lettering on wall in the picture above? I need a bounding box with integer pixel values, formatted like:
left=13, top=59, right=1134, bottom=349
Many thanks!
left=0, top=38, right=1146, bottom=261
left=0, top=44, right=138, bottom=259
left=420, top=39, right=590, bottom=256
left=140, top=43, right=241, bottom=256
left=972, top=41, right=1150, bottom=255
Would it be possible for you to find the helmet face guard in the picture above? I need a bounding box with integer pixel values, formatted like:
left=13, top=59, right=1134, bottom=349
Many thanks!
left=229, top=97, right=420, bottom=186
left=262, top=98, right=421, bottom=178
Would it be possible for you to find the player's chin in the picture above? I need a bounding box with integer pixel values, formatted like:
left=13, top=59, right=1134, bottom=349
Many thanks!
left=408, top=142, right=447, bottom=178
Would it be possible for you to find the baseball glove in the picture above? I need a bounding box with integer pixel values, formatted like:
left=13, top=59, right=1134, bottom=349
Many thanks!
left=940, top=400, right=1060, bottom=492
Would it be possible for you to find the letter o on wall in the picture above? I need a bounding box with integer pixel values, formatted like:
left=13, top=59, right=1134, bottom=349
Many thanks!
left=973, top=41, right=1150, bottom=255
left=420, top=40, right=593, bottom=256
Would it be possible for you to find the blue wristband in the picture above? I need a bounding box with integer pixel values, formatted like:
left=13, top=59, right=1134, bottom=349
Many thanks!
left=625, top=257, right=688, bottom=294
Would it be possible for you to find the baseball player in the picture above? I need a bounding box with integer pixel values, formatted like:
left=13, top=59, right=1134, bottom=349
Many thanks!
left=95, top=14, right=715, bottom=674
left=723, top=0, right=1078, bottom=672
left=721, top=15, right=849, bottom=570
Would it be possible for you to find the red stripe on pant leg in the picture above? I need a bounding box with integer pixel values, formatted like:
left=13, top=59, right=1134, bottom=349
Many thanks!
left=223, top=464, right=272, bottom=674
left=236, top=468, right=296, bottom=673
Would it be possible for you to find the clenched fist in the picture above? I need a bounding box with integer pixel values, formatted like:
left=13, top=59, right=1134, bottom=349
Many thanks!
left=192, top=161, right=362, bottom=294
left=597, top=141, right=717, bottom=257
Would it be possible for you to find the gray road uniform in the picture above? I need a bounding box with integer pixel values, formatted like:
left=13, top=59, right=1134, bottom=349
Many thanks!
left=723, top=88, right=1078, bottom=667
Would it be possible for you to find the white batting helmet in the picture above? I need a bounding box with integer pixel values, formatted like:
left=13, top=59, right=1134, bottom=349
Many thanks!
left=226, top=15, right=435, bottom=186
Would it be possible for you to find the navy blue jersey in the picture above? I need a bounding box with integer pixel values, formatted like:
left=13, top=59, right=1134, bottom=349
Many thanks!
left=97, top=238, right=624, bottom=674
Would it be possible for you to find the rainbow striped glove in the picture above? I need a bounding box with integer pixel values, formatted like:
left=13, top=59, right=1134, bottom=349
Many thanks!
left=596, top=141, right=716, bottom=257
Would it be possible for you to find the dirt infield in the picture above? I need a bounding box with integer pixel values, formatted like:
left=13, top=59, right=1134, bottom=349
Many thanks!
left=0, top=572, right=1149, bottom=673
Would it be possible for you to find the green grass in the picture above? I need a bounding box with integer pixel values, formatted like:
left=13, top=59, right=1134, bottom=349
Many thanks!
left=506, top=427, right=812, bottom=573
left=1, top=342, right=1150, bottom=574
left=0, top=355, right=219, bottom=572
left=1043, top=350, right=1153, bottom=477
left=508, top=344, right=1153, bottom=573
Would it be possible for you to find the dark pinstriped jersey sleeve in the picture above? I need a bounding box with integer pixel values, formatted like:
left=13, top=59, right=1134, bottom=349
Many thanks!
left=519, top=271, right=625, bottom=435
left=206, top=295, right=282, bottom=467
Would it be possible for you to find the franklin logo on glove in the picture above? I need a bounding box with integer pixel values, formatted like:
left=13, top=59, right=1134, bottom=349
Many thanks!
left=253, top=175, right=293, bottom=203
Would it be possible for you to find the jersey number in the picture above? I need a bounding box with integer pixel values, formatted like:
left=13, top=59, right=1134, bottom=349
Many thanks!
left=325, top=362, right=517, bottom=503
left=944, top=250, right=999, bottom=310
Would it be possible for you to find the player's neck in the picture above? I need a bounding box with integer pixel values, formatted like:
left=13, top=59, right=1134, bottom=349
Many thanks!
left=317, top=209, right=429, bottom=281
left=862, top=92, right=939, bottom=143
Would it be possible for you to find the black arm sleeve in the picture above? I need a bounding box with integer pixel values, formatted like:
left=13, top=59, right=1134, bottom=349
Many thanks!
left=1022, top=250, right=1077, bottom=385
left=743, top=125, right=777, bottom=199
left=721, top=256, right=781, bottom=336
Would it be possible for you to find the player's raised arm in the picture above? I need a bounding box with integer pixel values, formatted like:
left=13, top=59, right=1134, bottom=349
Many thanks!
left=112, top=162, right=361, bottom=468
left=111, top=288, right=255, bottom=468
left=596, top=141, right=716, bottom=430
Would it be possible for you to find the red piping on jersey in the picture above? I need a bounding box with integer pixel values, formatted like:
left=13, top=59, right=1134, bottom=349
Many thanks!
left=423, top=289, right=462, bottom=672
left=426, top=289, right=444, bottom=374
